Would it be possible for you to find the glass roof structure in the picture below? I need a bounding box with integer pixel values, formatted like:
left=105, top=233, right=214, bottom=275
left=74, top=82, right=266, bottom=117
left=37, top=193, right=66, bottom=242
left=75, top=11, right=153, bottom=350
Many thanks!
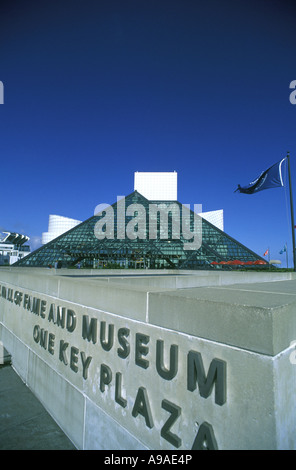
left=14, top=191, right=264, bottom=269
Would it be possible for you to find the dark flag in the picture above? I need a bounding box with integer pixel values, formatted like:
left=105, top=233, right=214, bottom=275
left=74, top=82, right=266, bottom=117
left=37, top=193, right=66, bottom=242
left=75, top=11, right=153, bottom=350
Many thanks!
left=235, top=159, right=285, bottom=194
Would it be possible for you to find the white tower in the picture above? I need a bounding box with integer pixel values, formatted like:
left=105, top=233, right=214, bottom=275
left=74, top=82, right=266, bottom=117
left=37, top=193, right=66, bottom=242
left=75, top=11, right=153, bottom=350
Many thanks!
left=134, top=171, right=177, bottom=201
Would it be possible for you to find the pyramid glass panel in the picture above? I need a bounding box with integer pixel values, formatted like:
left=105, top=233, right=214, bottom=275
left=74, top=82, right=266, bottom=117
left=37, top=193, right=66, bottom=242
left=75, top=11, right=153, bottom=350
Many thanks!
left=14, top=191, right=264, bottom=269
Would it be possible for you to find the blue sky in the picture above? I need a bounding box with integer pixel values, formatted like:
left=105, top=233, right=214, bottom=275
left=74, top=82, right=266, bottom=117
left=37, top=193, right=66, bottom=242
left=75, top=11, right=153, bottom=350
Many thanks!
left=0, top=0, right=296, bottom=266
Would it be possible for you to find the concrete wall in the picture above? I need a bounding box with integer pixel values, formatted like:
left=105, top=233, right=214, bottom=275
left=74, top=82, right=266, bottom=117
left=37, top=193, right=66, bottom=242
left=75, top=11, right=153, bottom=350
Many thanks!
left=1, top=267, right=296, bottom=450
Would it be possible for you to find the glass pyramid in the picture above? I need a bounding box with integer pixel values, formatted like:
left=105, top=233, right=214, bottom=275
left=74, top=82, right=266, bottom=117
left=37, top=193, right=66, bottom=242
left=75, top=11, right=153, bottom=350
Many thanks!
left=14, top=191, right=264, bottom=269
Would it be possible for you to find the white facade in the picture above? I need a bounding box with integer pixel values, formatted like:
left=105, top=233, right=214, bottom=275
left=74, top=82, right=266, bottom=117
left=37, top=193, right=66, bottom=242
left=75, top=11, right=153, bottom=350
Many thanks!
left=199, top=209, right=224, bottom=231
left=42, top=215, right=82, bottom=244
left=134, top=171, right=224, bottom=230
left=134, top=171, right=178, bottom=201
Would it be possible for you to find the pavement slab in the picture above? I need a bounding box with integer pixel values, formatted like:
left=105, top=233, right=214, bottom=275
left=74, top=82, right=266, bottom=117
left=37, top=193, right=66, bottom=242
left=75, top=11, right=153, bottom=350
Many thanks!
left=0, top=365, right=76, bottom=450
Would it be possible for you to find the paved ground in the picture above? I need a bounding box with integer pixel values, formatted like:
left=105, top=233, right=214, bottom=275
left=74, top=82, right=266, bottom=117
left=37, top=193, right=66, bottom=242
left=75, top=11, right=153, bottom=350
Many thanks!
left=0, top=363, right=76, bottom=450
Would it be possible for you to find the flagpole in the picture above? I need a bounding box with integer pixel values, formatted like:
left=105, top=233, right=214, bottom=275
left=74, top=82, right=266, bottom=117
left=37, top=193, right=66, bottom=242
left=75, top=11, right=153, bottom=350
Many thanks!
left=287, top=152, right=296, bottom=271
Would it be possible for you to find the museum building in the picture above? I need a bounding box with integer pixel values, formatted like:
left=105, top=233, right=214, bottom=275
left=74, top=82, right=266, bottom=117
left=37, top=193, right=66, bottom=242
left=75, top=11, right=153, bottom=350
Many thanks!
left=13, top=189, right=264, bottom=269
